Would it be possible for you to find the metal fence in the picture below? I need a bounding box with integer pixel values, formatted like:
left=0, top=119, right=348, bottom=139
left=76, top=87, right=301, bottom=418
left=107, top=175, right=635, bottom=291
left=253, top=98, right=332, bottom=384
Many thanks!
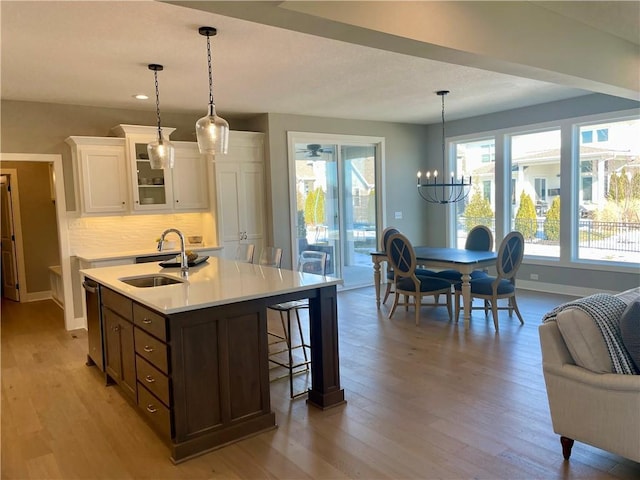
left=459, top=217, right=640, bottom=253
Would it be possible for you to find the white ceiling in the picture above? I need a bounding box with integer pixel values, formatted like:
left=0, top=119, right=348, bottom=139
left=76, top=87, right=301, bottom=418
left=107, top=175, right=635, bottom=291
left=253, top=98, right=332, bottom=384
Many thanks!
left=1, top=1, right=638, bottom=125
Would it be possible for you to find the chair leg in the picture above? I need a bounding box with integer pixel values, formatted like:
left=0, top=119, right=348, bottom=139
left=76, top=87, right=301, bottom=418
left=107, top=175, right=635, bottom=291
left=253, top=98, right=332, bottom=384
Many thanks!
left=383, top=282, right=392, bottom=304
left=388, top=292, right=400, bottom=319
left=279, top=311, right=290, bottom=347
left=294, top=308, right=310, bottom=369
left=445, top=291, right=452, bottom=321
left=454, top=290, right=461, bottom=322
left=415, top=294, right=421, bottom=325
left=286, top=310, right=294, bottom=398
left=484, top=300, right=490, bottom=315
left=491, top=300, right=499, bottom=331
left=510, top=295, right=525, bottom=324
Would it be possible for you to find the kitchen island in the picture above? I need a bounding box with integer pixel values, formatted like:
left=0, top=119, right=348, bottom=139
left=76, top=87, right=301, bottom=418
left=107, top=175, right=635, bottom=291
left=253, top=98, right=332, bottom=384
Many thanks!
left=81, top=257, right=344, bottom=463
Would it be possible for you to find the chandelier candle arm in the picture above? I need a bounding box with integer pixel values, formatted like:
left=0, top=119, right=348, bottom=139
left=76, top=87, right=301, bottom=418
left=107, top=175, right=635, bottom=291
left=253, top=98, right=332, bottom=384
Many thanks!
left=195, top=26, right=229, bottom=157
left=147, top=64, right=175, bottom=169
left=416, top=90, right=471, bottom=204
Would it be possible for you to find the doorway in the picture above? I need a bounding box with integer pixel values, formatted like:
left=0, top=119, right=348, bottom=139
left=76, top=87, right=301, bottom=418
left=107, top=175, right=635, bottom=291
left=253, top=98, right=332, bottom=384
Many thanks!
left=288, top=133, right=384, bottom=289
left=0, top=174, right=21, bottom=301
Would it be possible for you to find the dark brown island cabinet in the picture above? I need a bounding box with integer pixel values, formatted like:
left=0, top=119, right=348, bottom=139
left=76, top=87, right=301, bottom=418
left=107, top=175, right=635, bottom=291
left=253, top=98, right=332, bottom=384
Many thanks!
left=83, top=263, right=344, bottom=463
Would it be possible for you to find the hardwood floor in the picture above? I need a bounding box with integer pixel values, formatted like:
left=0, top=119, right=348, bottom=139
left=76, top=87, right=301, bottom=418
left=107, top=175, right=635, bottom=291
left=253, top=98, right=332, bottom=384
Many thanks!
left=2, top=287, right=639, bottom=479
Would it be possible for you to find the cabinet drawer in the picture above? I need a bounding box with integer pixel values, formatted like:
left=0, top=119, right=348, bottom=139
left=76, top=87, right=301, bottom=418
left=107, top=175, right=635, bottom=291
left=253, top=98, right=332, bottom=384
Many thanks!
left=137, top=383, right=171, bottom=440
left=102, top=288, right=132, bottom=320
left=133, top=303, right=167, bottom=341
left=135, top=328, right=168, bottom=373
left=136, top=355, right=170, bottom=407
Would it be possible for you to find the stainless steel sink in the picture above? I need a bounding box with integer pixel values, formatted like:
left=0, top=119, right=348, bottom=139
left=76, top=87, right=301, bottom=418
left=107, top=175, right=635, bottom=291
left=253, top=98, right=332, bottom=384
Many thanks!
left=119, top=274, right=186, bottom=288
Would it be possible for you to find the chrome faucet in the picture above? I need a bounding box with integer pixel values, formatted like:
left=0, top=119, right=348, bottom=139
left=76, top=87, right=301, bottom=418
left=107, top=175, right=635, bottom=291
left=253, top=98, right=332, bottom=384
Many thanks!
left=158, top=228, right=188, bottom=275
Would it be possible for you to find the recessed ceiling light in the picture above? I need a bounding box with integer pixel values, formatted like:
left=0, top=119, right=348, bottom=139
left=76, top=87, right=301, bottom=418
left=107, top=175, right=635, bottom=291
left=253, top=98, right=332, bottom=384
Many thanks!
left=134, top=94, right=149, bottom=100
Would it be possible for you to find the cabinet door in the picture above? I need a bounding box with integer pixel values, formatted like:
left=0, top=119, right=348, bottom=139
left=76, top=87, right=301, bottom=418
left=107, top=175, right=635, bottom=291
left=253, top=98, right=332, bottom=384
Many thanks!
left=119, top=319, right=137, bottom=402
left=79, top=145, right=128, bottom=214
left=130, top=141, right=173, bottom=211
left=103, top=308, right=136, bottom=401
left=216, top=136, right=266, bottom=258
left=103, top=308, right=122, bottom=383
left=172, top=143, right=209, bottom=211
left=216, top=162, right=265, bottom=259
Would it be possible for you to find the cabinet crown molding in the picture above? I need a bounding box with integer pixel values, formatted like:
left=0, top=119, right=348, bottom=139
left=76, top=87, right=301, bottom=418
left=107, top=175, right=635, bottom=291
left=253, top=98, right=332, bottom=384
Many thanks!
left=111, top=124, right=176, bottom=138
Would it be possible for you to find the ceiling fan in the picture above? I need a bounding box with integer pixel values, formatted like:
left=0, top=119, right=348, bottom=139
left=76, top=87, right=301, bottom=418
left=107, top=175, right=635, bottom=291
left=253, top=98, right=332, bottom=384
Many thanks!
left=297, top=144, right=334, bottom=158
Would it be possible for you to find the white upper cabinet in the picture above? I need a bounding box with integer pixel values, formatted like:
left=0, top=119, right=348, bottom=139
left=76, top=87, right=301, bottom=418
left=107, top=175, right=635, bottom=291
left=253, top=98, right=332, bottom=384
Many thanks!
left=171, top=142, right=209, bottom=211
left=67, top=125, right=212, bottom=216
left=66, top=136, right=128, bottom=214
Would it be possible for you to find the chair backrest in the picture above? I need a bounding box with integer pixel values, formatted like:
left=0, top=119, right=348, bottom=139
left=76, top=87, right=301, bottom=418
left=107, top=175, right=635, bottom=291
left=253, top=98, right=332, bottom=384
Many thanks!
left=496, top=231, right=524, bottom=280
left=235, top=243, right=255, bottom=263
left=381, top=227, right=400, bottom=251
left=258, top=246, right=282, bottom=267
left=386, top=233, right=417, bottom=279
left=298, top=250, right=327, bottom=275
left=465, top=225, right=493, bottom=252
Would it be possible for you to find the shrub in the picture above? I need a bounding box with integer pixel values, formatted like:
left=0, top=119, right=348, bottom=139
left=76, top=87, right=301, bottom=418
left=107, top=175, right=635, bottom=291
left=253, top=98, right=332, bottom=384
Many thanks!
left=544, top=197, right=561, bottom=241
left=304, top=187, right=325, bottom=225
left=515, top=192, right=537, bottom=239
left=463, top=190, right=494, bottom=232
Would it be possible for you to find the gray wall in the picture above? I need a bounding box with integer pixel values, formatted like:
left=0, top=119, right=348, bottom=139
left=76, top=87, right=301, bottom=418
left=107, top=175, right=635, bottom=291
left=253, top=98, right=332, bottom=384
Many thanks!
left=421, top=93, right=640, bottom=293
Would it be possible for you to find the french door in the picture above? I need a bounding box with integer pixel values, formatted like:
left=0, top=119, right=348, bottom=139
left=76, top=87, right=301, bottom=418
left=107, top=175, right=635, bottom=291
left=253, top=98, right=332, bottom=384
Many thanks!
left=288, top=133, right=383, bottom=289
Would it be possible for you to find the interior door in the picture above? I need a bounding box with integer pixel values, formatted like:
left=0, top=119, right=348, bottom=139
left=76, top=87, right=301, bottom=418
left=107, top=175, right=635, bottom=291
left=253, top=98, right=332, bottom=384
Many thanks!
left=1, top=175, right=20, bottom=301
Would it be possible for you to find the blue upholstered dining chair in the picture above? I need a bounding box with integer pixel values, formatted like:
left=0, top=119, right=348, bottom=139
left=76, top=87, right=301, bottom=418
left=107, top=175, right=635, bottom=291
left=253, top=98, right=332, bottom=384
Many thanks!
left=382, top=227, right=450, bottom=304
left=454, top=231, right=525, bottom=331
left=386, top=232, right=453, bottom=325
left=437, top=225, right=494, bottom=283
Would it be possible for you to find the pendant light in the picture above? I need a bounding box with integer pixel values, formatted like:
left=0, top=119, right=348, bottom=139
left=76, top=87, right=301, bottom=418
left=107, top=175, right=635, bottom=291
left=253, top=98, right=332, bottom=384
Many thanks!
left=195, top=26, right=229, bottom=156
left=147, top=64, right=175, bottom=169
left=417, top=90, right=471, bottom=204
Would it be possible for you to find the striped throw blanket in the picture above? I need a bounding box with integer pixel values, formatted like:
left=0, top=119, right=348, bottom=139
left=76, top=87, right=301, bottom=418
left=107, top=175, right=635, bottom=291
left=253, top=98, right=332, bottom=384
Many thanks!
left=542, top=293, right=638, bottom=375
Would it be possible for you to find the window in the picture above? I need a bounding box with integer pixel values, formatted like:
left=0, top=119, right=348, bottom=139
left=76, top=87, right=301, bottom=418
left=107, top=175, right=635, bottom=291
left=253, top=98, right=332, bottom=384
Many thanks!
left=577, top=118, right=640, bottom=263
left=452, top=138, right=496, bottom=248
left=511, top=130, right=560, bottom=259
left=597, top=128, right=609, bottom=142
left=448, top=113, right=639, bottom=268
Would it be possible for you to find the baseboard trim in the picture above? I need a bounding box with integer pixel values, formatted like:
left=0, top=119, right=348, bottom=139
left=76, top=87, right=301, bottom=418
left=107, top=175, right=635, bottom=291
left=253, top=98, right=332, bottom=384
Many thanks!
left=517, top=280, right=617, bottom=298
left=22, top=290, right=53, bottom=302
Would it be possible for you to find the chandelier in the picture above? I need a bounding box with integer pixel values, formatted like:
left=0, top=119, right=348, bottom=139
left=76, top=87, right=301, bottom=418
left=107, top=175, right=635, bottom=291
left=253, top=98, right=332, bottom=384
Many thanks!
left=417, top=90, right=471, bottom=204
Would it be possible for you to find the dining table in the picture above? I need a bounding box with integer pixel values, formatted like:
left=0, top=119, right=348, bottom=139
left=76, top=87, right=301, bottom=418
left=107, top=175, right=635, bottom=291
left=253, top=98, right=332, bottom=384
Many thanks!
left=370, top=246, right=497, bottom=328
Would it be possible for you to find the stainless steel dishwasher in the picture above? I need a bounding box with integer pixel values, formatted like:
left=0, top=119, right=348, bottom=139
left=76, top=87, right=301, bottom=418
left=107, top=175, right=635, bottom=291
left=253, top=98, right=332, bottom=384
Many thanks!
left=83, top=278, right=104, bottom=371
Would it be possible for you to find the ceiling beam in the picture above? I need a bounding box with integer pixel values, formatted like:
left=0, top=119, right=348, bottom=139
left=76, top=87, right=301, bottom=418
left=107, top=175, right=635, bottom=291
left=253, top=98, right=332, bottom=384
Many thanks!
left=167, top=1, right=639, bottom=101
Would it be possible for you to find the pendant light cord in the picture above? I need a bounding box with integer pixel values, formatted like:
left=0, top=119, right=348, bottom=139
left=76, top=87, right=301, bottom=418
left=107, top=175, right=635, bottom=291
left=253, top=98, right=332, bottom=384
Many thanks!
left=153, top=69, right=162, bottom=140
left=441, top=93, right=446, bottom=174
left=206, top=33, right=214, bottom=107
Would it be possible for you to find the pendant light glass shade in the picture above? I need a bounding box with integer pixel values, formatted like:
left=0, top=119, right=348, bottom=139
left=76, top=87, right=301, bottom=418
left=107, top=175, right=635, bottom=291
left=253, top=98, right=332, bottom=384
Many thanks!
left=148, top=135, right=175, bottom=169
left=196, top=103, right=229, bottom=155
left=196, top=26, right=229, bottom=156
left=147, top=64, right=174, bottom=169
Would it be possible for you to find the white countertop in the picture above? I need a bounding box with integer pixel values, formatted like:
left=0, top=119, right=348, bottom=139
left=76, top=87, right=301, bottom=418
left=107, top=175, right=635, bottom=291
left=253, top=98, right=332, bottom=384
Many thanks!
left=75, top=245, right=222, bottom=263
left=81, top=257, right=342, bottom=314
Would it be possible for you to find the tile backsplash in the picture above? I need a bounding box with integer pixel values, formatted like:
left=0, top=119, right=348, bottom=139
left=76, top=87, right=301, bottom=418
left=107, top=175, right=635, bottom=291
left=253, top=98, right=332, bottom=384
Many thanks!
left=68, top=212, right=215, bottom=255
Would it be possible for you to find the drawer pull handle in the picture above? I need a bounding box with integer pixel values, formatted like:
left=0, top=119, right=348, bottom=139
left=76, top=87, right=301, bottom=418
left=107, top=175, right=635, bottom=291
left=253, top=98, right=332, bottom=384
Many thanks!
left=146, top=405, right=158, bottom=413
left=145, top=375, right=155, bottom=383
left=143, top=345, right=154, bottom=353
left=142, top=318, right=152, bottom=324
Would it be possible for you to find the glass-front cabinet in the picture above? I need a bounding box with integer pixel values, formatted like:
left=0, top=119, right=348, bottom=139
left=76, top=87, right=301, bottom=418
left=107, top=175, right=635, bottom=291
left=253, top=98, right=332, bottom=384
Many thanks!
left=133, top=142, right=172, bottom=210
left=113, top=124, right=176, bottom=211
